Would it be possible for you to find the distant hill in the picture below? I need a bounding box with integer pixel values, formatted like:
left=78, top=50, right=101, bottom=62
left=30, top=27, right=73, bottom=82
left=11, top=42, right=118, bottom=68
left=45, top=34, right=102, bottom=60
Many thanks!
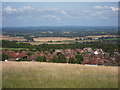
left=2, top=26, right=118, bottom=33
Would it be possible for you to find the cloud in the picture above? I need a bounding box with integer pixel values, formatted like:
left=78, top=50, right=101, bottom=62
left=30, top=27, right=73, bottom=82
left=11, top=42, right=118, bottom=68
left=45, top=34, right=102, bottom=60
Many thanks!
left=94, top=5, right=119, bottom=11
left=4, top=6, right=17, bottom=14
left=61, top=10, right=68, bottom=15
left=44, top=8, right=59, bottom=11
left=3, top=6, right=64, bottom=14
left=110, top=6, right=119, bottom=11
left=21, top=6, right=34, bottom=10
left=3, top=6, right=69, bottom=21
left=94, top=5, right=109, bottom=9
left=18, top=6, right=34, bottom=12
left=3, top=6, right=35, bottom=14
left=42, top=15, right=61, bottom=20
left=92, top=5, right=118, bottom=20
left=2, top=5, right=118, bottom=27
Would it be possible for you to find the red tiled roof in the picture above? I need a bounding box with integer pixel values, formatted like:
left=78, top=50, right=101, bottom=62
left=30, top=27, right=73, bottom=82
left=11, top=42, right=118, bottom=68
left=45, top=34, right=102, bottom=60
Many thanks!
left=8, top=52, right=17, bottom=57
left=75, top=49, right=84, bottom=52
left=36, top=54, right=45, bottom=57
left=2, top=50, right=14, bottom=55
left=8, top=52, right=28, bottom=58
left=27, top=55, right=36, bottom=60
left=82, top=58, right=105, bottom=65
left=81, top=60, right=90, bottom=64
left=17, top=53, right=28, bottom=58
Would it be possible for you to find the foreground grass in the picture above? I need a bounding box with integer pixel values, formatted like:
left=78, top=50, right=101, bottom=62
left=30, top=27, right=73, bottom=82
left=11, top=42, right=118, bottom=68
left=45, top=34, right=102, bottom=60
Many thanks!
left=2, top=61, right=118, bottom=88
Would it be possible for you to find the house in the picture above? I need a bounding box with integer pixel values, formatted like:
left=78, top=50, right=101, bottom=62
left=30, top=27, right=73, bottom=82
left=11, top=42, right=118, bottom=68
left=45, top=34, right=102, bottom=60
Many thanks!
left=92, top=37, right=98, bottom=40
left=27, top=55, right=36, bottom=61
left=81, top=58, right=109, bottom=65
left=54, top=49, right=64, bottom=55
left=84, top=48, right=93, bottom=52
left=2, top=50, right=13, bottom=55
left=93, top=49, right=104, bottom=54
left=94, top=51, right=99, bottom=55
left=7, top=52, right=28, bottom=61
left=64, top=49, right=75, bottom=54
left=75, top=49, right=85, bottom=53
left=83, top=53, right=92, bottom=60
left=110, top=54, right=120, bottom=66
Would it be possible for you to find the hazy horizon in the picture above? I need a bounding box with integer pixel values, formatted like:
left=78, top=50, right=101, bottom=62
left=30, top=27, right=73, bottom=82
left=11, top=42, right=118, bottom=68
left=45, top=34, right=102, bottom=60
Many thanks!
left=2, top=26, right=118, bottom=28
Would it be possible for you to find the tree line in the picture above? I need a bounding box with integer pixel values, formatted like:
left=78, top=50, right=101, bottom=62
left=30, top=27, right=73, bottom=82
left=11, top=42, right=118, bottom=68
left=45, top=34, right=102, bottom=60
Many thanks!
left=36, top=54, right=83, bottom=64
left=2, top=40, right=119, bottom=55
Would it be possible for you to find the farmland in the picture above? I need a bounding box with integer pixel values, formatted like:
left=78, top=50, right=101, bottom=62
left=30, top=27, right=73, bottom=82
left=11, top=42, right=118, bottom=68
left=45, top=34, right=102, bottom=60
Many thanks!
left=33, top=37, right=75, bottom=42
left=25, top=41, right=72, bottom=45
left=2, top=61, right=118, bottom=88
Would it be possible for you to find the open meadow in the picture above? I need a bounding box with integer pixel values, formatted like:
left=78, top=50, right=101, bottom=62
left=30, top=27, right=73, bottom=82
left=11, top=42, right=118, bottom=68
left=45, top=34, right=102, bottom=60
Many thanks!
left=2, top=61, right=118, bottom=88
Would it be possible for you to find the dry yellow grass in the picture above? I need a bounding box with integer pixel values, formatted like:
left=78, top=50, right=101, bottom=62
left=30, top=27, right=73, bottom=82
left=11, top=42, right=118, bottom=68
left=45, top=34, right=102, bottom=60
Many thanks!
left=86, top=35, right=119, bottom=38
left=2, top=61, right=118, bottom=88
left=1, top=35, right=27, bottom=41
left=33, top=37, right=75, bottom=42
left=0, top=61, right=2, bottom=89
left=25, top=41, right=72, bottom=45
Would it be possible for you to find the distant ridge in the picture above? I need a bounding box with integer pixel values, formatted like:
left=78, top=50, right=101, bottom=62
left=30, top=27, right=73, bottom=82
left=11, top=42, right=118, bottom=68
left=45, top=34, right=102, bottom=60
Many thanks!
left=2, top=26, right=117, bottom=28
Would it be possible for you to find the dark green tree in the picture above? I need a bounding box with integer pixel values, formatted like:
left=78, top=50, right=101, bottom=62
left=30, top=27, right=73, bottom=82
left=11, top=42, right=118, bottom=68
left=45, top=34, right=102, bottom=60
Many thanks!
left=2, top=53, right=9, bottom=61
left=51, top=56, right=57, bottom=63
left=26, top=52, right=33, bottom=56
left=43, top=56, right=47, bottom=62
left=69, top=57, right=76, bottom=64
left=58, top=55, right=67, bottom=63
left=36, top=56, right=43, bottom=62
left=75, top=55, right=83, bottom=64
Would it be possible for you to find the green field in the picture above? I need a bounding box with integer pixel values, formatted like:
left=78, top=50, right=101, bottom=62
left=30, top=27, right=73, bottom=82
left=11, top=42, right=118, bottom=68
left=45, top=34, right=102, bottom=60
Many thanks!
left=104, top=38, right=119, bottom=41
left=2, top=61, right=118, bottom=88
left=2, top=48, right=29, bottom=50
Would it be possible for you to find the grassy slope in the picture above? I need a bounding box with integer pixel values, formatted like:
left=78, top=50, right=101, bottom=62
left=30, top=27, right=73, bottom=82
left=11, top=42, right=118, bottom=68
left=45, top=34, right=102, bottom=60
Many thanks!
left=2, top=61, right=118, bottom=88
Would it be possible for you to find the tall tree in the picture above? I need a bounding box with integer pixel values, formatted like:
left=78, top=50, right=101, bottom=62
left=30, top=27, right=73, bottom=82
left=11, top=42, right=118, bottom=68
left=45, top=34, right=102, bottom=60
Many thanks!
left=75, top=55, right=83, bottom=64
left=2, top=53, right=9, bottom=61
left=36, top=56, right=43, bottom=62
left=58, top=55, right=67, bottom=63
left=69, top=57, right=76, bottom=64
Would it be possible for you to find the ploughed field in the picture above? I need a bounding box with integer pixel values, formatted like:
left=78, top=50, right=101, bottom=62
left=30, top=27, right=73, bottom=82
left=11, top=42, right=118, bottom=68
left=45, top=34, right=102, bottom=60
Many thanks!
left=2, top=61, right=118, bottom=88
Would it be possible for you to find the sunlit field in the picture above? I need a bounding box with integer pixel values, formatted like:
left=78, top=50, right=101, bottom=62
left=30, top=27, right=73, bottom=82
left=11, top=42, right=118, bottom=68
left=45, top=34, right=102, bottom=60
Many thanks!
left=2, top=61, right=118, bottom=88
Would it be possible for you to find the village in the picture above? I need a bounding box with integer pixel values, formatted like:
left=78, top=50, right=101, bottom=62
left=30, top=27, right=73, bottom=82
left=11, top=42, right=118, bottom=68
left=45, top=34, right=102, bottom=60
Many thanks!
left=2, top=2, right=119, bottom=88
left=2, top=47, right=120, bottom=66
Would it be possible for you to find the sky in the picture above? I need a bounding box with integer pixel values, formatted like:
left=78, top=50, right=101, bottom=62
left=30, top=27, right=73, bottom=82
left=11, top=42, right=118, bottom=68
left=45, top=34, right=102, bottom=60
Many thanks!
left=2, top=0, right=120, bottom=2
left=2, top=2, right=119, bottom=27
